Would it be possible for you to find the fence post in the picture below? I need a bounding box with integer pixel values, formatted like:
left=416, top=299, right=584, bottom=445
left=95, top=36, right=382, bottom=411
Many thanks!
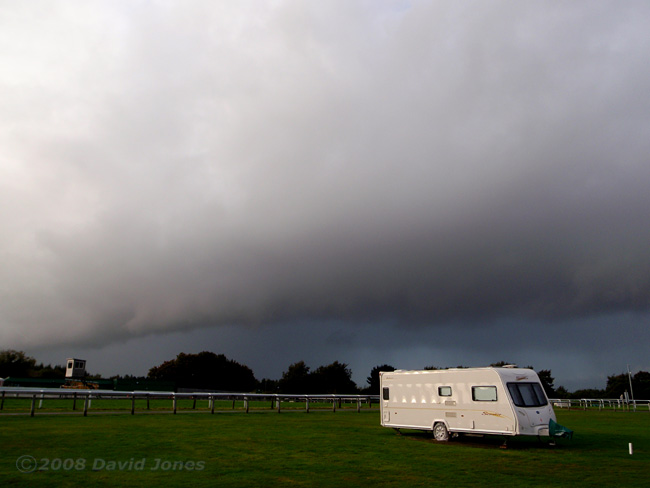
left=147, top=394, right=150, bottom=410
left=83, top=395, right=89, bottom=417
left=357, top=398, right=361, bottom=413
left=1, top=390, right=5, bottom=410
left=332, top=398, right=336, bottom=412
left=277, top=396, right=281, bottom=413
left=173, top=395, right=177, bottom=414
left=131, top=395, right=135, bottom=415
left=305, top=397, right=309, bottom=414
left=193, top=397, right=197, bottom=410
left=245, top=397, right=249, bottom=414
left=210, top=396, right=215, bottom=414
left=73, top=392, right=77, bottom=411
left=30, top=395, right=36, bottom=417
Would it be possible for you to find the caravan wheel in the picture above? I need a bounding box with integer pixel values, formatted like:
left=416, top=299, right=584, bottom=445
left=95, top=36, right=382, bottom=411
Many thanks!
left=433, top=422, right=449, bottom=442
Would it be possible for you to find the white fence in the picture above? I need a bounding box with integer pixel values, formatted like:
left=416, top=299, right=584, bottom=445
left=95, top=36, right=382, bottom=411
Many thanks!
left=549, top=398, right=650, bottom=411
left=0, top=387, right=379, bottom=417
left=4, top=387, right=648, bottom=417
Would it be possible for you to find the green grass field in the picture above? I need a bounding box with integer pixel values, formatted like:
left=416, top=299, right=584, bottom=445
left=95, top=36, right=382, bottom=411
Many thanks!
left=1, top=408, right=648, bottom=487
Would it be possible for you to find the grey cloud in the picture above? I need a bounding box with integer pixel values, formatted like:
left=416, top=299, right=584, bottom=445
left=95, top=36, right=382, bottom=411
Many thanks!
left=1, top=0, right=649, bottom=376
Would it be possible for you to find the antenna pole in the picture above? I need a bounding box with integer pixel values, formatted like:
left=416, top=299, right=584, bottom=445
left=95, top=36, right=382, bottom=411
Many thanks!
left=627, top=365, right=635, bottom=411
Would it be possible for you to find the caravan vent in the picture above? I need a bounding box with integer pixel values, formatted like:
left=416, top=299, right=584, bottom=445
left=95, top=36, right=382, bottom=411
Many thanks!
left=445, top=412, right=457, bottom=418
left=502, top=364, right=518, bottom=368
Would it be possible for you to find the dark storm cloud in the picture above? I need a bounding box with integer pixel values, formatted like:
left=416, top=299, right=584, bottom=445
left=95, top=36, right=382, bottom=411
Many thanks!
left=1, top=1, right=650, bottom=355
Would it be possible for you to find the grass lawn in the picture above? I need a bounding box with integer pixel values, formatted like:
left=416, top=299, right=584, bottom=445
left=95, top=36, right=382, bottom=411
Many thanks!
left=1, top=409, right=648, bottom=487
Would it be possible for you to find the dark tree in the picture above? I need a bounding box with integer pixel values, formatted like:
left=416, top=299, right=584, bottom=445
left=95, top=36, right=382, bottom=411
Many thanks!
left=554, top=385, right=570, bottom=398
left=277, top=361, right=311, bottom=394
left=604, top=372, right=630, bottom=398
left=365, top=364, right=395, bottom=394
left=257, top=378, right=279, bottom=393
left=30, top=363, right=66, bottom=379
left=0, top=350, right=36, bottom=377
left=572, top=388, right=605, bottom=399
left=490, top=361, right=516, bottom=367
left=604, top=371, right=650, bottom=400
left=633, top=371, right=650, bottom=399
left=148, top=351, right=256, bottom=392
left=537, top=369, right=556, bottom=397
left=311, top=361, right=358, bottom=394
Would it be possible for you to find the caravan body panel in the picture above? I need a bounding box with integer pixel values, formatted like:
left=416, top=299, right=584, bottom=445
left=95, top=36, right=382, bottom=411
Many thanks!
left=380, top=367, right=556, bottom=437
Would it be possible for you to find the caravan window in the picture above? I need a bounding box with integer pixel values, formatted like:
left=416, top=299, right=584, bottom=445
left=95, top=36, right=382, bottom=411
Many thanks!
left=472, top=386, right=497, bottom=401
left=382, top=387, right=390, bottom=401
left=507, top=382, right=548, bottom=407
left=438, top=386, right=452, bottom=396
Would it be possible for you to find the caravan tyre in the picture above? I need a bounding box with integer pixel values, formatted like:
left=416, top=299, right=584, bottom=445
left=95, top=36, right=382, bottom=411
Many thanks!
left=433, top=422, right=449, bottom=442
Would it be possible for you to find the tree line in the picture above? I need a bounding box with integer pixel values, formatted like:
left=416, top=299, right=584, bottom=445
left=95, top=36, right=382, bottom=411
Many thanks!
left=1, top=349, right=648, bottom=398
left=0, top=350, right=65, bottom=379
left=149, top=353, right=359, bottom=393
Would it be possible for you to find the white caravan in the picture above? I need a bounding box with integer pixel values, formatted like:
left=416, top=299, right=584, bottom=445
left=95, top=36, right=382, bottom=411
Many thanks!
left=380, top=367, right=556, bottom=441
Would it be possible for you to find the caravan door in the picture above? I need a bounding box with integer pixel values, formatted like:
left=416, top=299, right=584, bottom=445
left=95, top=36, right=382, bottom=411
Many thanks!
left=381, top=386, right=390, bottom=423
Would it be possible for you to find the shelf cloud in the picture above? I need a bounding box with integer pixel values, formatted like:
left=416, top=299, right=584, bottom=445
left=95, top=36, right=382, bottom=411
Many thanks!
left=2, top=1, right=649, bottom=387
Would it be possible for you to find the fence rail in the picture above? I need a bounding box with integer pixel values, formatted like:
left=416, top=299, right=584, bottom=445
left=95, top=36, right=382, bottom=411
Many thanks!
left=549, top=397, right=650, bottom=411
left=0, top=387, right=379, bottom=417
left=4, top=387, right=648, bottom=417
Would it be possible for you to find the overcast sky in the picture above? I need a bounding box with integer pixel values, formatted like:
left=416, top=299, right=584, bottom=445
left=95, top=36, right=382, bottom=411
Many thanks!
left=2, top=1, right=649, bottom=392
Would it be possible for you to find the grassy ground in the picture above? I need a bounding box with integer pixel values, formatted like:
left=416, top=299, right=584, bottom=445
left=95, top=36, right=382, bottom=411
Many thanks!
left=1, top=408, right=648, bottom=487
